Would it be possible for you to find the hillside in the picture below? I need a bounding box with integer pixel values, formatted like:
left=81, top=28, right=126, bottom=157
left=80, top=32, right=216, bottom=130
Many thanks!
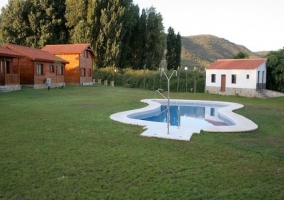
left=255, top=51, right=269, bottom=57
left=180, top=35, right=261, bottom=70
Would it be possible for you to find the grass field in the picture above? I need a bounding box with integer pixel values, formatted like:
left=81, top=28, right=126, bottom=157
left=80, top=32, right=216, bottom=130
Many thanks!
left=1, top=86, right=284, bottom=199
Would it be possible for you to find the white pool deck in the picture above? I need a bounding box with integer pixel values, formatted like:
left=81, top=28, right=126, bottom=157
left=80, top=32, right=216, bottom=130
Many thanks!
left=110, top=99, right=258, bottom=141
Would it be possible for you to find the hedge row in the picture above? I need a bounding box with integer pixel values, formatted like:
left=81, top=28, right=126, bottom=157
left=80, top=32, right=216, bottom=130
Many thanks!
left=93, top=67, right=205, bottom=93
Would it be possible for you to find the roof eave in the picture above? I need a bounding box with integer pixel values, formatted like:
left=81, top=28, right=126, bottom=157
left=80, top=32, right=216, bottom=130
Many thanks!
left=33, top=58, right=69, bottom=64
left=0, top=53, right=22, bottom=58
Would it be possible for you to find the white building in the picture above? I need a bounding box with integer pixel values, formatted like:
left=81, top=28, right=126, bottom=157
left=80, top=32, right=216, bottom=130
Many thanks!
left=205, top=59, right=267, bottom=97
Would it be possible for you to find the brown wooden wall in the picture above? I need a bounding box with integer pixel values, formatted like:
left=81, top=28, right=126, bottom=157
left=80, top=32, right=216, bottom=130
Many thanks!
left=55, top=54, right=80, bottom=84
left=55, top=52, right=94, bottom=84
left=15, top=57, right=34, bottom=84
left=1, top=57, right=20, bottom=85
left=13, top=57, right=64, bottom=85
left=79, top=52, right=93, bottom=83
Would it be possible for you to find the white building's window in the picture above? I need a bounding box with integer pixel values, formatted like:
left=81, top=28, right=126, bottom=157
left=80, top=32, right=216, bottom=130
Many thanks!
left=232, top=74, right=236, bottom=84
left=246, top=74, right=249, bottom=79
left=211, top=74, right=216, bottom=83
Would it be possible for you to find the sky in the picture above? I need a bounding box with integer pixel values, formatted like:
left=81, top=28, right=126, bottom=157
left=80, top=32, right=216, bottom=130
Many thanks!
left=132, top=0, right=284, bottom=52
left=1, top=0, right=283, bottom=52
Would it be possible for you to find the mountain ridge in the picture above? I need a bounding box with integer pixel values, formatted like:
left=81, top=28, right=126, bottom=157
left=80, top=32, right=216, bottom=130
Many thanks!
left=179, top=34, right=265, bottom=70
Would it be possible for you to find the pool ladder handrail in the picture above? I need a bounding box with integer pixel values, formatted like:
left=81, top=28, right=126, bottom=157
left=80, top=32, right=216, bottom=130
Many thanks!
left=155, top=107, right=168, bottom=116
left=155, top=89, right=167, bottom=100
left=154, top=89, right=170, bottom=116
left=178, top=106, right=180, bottom=129
left=155, top=89, right=182, bottom=129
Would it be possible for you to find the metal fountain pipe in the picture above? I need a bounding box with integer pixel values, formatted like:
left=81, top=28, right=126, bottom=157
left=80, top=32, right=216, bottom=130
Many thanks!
left=178, top=106, right=180, bottom=129
left=160, top=69, right=177, bottom=134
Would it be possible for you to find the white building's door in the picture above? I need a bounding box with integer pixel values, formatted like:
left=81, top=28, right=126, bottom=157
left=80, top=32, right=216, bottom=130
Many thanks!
left=257, top=71, right=260, bottom=90
left=221, top=75, right=226, bottom=92
left=262, top=71, right=264, bottom=89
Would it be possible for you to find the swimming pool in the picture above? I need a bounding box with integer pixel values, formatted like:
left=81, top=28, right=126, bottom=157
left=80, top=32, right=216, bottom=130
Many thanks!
left=132, top=104, right=234, bottom=127
left=110, top=99, right=258, bottom=141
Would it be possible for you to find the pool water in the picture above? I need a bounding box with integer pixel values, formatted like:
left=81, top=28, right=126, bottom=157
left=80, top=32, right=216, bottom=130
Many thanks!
left=135, top=105, right=234, bottom=126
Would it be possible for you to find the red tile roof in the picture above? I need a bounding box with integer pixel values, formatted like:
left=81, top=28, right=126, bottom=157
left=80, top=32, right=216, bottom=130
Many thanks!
left=4, top=44, right=69, bottom=64
left=0, top=46, right=22, bottom=57
left=41, top=44, right=94, bottom=56
left=206, top=59, right=267, bottom=70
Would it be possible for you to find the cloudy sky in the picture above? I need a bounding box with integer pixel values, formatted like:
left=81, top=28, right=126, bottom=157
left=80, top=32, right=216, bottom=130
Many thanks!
left=1, top=0, right=283, bottom=52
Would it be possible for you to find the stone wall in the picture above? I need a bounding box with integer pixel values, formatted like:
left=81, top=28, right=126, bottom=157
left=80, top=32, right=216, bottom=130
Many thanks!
left=205, top=86, right=259, bottom=97
left=262, top=89, right=284, bottom=98
left=81, top=82, right=93, bottom=86
left=206, top=86, right=284, bottom=98
left=0, top=85, right=21, bottom=92
left=22, top=83, right=65, bottom=89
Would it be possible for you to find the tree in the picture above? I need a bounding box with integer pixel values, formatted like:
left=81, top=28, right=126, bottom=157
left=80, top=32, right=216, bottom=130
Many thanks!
left=43, top=0, right=69, bottom=45
left=97, top=0, right=127, bottom=67
left=119, top=3, right=140, bottom=69
left=71, top=21, right=91, bottom=43
left=127, top=5, right=143, bottom=69
left=166, top=27, right=181, bottom=70
left=175, top=33, right=181, bottom=69
left=0, top=0, right=30, bottom=45
left=0, top=0, right=166, bottom=70
left=143, top=7, right=165, bottom=70
left=266, top=48, right=284, bottom=92
left=65, top=0, right=89, bottom=43
left=26, top=0, right=68, bottom=48
left=233, top=51, right=249, bottom=59
left=0, top=0, right=68, bottom=48
left=166, top=27, right=175, bottom=70
left=138, top=8, right=148, bottom=69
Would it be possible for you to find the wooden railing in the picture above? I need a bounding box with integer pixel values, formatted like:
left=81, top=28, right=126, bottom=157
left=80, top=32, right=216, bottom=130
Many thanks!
left=4, top=74, right=20, bottom=85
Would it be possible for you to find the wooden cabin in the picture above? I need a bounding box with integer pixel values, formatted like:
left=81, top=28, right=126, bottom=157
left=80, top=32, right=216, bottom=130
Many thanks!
left=0, top=47, right=22, bottom=92
left=41, top=44, right=95, bottom=86
left=5, top=44, right=69, bottom=89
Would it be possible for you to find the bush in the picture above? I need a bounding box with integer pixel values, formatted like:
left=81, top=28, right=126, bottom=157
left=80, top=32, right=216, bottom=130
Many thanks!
left=93, top=67, right=205, bottom=92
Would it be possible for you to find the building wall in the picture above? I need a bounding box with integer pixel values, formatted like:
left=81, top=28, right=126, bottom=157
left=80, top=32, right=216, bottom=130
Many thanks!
left=0, top=85, right=21, bottom=92
left=262, top=89, right=284, bottom=98
left=15, top=57, right=65, bottom=87
left=54, top=52, right=94, bottom=85
left=206, top=69, right=257, bottom=89
left=255, top=62, right=267, bottom=89
left=79, top=53, right=93, bottom=84
left=206, top=61, right=267, bottom=91
left=0, top=57, right=20, bottom=86
left=54, top=54, right=80, bottom=84
left=16, top=57, right=34, bottom=84
left=205, top=86, right=259, bottom=97
left=205, top=62, right=268, bottom=97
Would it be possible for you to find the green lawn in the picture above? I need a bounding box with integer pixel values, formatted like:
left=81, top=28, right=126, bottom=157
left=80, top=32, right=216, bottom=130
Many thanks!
left=1, top=86, right=284, bottom=199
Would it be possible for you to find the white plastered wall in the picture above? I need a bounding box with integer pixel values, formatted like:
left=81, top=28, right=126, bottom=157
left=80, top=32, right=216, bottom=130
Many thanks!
left=206, top=69, right=257, bottom=89
left=255, top=61, right=267, bottom=85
